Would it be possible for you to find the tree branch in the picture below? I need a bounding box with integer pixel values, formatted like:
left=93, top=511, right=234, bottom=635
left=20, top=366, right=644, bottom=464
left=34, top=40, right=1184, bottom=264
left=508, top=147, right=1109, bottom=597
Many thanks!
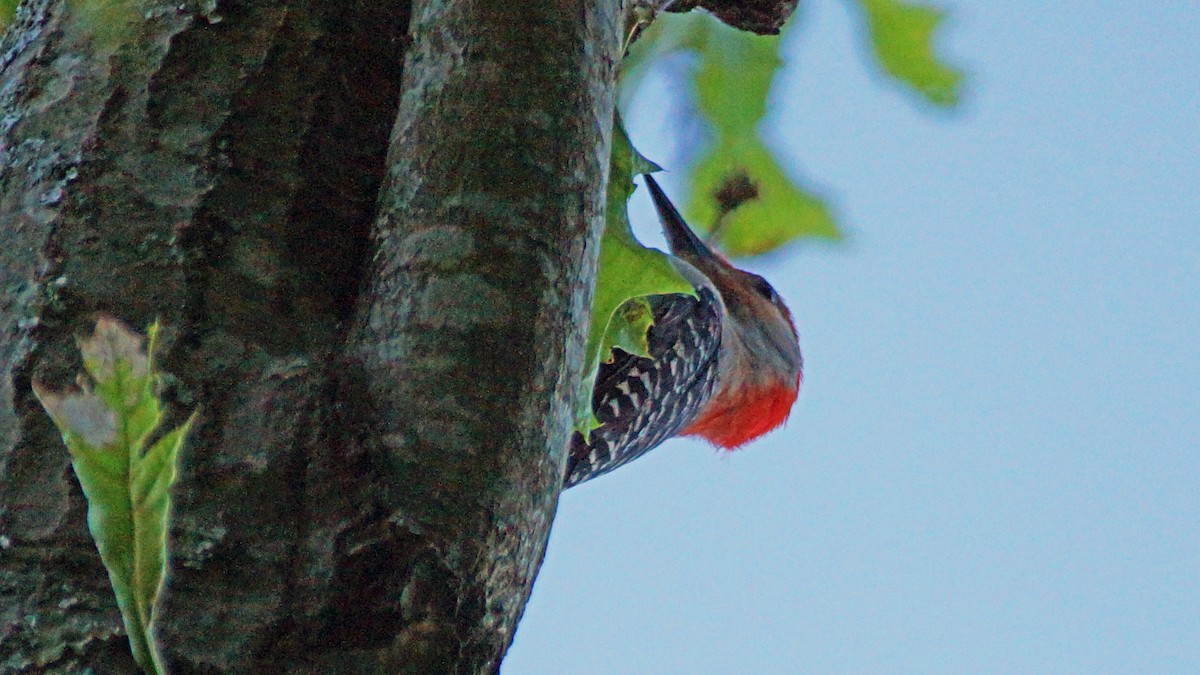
left=669, top=0, right=798, bottom=34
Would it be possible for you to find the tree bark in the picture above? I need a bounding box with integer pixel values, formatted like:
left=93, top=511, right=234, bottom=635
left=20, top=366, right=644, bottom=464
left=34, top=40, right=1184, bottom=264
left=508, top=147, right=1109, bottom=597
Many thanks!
left=0, top=0, right=620, bottom=671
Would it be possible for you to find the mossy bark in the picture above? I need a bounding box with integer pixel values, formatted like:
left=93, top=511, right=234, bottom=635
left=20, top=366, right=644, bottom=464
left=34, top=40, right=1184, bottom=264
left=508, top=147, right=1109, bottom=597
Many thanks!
left=0, top=0, right=620, bottom=671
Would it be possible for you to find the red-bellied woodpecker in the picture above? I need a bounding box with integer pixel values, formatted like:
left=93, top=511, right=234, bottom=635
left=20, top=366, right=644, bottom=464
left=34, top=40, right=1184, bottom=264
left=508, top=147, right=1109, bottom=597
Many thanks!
left=565, top=175, right=803, bottom=487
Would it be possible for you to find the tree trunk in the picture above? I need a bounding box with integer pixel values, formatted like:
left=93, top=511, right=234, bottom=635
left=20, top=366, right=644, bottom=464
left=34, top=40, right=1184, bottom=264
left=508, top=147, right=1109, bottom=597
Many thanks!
left=0, top=0, right=621, bottom=671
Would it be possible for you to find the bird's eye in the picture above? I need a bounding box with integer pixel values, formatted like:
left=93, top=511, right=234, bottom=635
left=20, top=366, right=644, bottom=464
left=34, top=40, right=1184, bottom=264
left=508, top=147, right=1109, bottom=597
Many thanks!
left=749, top=275, right=778, bottom=302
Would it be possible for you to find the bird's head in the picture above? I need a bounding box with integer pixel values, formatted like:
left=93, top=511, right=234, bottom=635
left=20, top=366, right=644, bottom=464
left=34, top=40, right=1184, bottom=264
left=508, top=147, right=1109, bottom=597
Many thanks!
left=644, top=175, right=803, bottom=448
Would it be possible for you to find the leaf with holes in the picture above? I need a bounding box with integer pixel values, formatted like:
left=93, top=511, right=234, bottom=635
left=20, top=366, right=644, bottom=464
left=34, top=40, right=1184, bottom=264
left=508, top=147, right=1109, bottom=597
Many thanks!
left=578, top=118, right=696, bottom=434
left=687, top=18, right=840, bottom=254
left=623, top=13, right=841, bottom=256
left=688, top=136, right=839, bottom=256
left=33, top=317, right=195, bottom=675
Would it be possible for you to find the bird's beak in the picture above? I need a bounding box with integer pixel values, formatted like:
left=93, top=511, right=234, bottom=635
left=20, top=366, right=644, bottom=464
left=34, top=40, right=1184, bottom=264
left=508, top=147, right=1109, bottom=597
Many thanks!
left=644, top=175, right=723, bottom=266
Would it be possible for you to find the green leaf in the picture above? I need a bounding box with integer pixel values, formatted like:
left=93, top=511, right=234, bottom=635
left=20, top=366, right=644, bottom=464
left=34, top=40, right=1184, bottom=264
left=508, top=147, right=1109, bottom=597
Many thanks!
left=692, top=19, right=782, bottom=140
left=605, top=297, right=655, bottom=361
left=34, top=316, right=195, bottom=675
left=688, top=136, right=839, bottom=256
left=624, top=13, right=842, bottom=255
left=65, top=0, right=141, bottom=50
left=681, top=18, right=839, bottom=254
left=0, top=0, right=17, bottom=31
left=577, top=118, right=695, bottom=433
left=858, top=0, right=964, bottom=107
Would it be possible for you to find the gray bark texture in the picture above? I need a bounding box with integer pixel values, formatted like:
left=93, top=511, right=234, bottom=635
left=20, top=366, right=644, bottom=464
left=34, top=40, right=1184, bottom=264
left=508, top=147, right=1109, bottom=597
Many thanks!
left=0, top=0, right=621, bottom=672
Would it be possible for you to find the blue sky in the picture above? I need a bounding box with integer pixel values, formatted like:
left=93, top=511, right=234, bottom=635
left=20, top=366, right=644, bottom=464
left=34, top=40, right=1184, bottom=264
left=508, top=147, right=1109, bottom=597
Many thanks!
left=506, top=3, right=1199, bottom=672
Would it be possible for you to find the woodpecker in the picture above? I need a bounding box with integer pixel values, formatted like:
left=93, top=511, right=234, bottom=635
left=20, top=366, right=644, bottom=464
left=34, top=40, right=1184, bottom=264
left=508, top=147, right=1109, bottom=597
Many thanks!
left=565, top=175, right=803, bottom=487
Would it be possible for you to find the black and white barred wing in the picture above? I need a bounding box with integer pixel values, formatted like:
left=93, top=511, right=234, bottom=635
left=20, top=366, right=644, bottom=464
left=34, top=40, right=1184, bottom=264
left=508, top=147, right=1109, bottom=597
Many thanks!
left=565, top=289, right=722, bottom=487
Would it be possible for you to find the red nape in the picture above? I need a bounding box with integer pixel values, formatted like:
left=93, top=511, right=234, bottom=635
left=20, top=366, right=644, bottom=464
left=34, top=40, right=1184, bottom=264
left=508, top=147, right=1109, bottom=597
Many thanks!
left=681, top=377, right=800, bottom=449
